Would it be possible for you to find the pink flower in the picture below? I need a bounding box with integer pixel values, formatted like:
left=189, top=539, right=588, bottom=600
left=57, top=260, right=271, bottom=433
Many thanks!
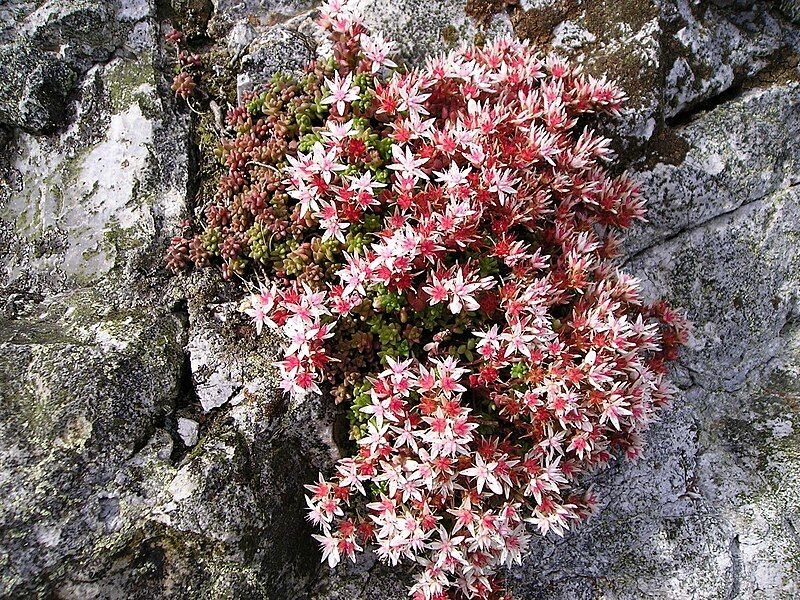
left=312, top=532, right=341, bottom=567
left=387, top=143, right=429, bottom=182
left=445, top=268, right=484, bottom=315
left=360, top=392, right=399, bottom=427
left=309, top=141, right=346, bottom=183
left=321, top=118, right=356, bottom=143
left=601, top=394, right=633, bottom=430
left=306, top=496, right=327, bottom=527
left=361, top=32, right=398, bottom=73
left=485, top=166, right=519, bottom=204
left=428, top=527, right=466, bottom=568
left=321, top=71, right=361, bottom=115
left=460, top=454, right=503, bottom=495
left=359, top=422, right=390, bottom=454
left=348, top=170, right=386, bottom=195
left=473, top=324, right=500, bottom=357
left=396, top=81, right=431, bottom=117
left=501, top=320, right=536, bottom=358
left=422, top=273, right=448, bottom=307
left=244, top=284, right=277, bottom=334
left=433, top=162, right=472, bottom=190
left=288, top=181, right=319, bottom=217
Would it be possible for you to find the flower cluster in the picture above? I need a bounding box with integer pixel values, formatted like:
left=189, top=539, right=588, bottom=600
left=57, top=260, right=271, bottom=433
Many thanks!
left=169, top=0, right=687, bottom=597
left=166, top=29, right=203, bottom=99
left=166, top=62, right=333, bottom=279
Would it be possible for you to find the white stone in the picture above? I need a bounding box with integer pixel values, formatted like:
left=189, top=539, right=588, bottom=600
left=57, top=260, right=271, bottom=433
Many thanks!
left=177, top=418, right=200, bottom=447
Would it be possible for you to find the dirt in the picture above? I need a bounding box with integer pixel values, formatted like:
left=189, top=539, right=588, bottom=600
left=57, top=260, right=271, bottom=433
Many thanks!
left=509, top=0, right=580, bottom=48
left=465, top=0, right=519, bottom=27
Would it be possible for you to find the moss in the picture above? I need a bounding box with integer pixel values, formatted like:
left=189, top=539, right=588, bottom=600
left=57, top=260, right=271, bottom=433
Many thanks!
left=103, top=56, right=159, bottom=114
left=193, top=110, right=227, bottom=206
left=102, top=210, right=147, bottom=256
left=580, top=0, right=659, bottom=38
left=1, top=290, right=182, bottom=441
left=635, top=123, right=692, bottom=169
left=60, top=142, right=97, bottom=188
left=743, top=47, right=800, bottom=91
left=0, top=316, right=76, bottom=347
left=182, top=44, right=238, bottom=210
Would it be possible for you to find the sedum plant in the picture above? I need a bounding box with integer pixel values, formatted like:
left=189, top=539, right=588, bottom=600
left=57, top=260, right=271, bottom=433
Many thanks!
left=168, top=1, right=688, bottom=598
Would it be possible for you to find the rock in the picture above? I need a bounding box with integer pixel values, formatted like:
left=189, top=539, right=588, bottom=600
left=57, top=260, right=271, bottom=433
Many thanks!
left=0, top=1, right=193, bottom=597
left=778, top=0, right=800, bottom=25
left=18, top=0, right=119, bottom=69
left=360, top=0, right=513, bottom=64
left=208, top=0, right=315, bottom=36
left=0, top=2, right=38, bottom=44
left=509, top=0, right=800, bottom=149
left=186, top=300, right=246, bottom=412
left=0, top=289, right=187, bottom=597
left=239, top=26, right=314, bottom=84
left=624, top=83, right=800, bottom=258
left=0, top=43, right=189, bottom=297
left=181, top=273, right=279, bottom=413
left=152, top=429, right=263, bottom=543
left=213, top=0, right=515, bottom=68
left=0, top=0, right=151, bottom=133
left=61, top=381, right=340, bottom=599
left=177, top=417, right=200, bottom=446
left=236, top=72, right=254, bottom=105
left=629, top=171, right=800, bottom=394
left=0, top=44, right=77, bottom=134
left=227, top=20, right=258, bottom=53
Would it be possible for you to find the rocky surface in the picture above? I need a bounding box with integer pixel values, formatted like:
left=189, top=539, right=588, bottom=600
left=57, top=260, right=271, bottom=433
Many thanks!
left=0, top=0, right=799, bottom=598
left=0, top=0, right=153, bottom=134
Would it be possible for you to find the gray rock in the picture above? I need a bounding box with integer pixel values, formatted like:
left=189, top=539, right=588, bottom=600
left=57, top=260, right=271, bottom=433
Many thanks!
left=227, top=19, right=258, bottom=53
left=0, top=43, right=77, bottom=134
left=180, top=272, right=281, bottom=413
left=0, top=1, right=38, bottom=44
left=624, top=83, right=800, bottom=258
left=0, top=1, right=193, bottom=596
left=778, top=0, right=800, bottom=25
left=0, top=0, right=150, bottom=133
left=510, top=0, right=800, bottom=149
left=236, top=72, right=254, bottom=105
left=208, top=0, right=315, bottom=36
left=18, top=0, right=119, bottom=70
left=0, top=47, right=190, bottom=297
left=149, top=389, right=339, bottom=596
left=186, top=299, right=247, bottom=412
left=360, top=0, right=513, bottom=64
left=177, top=417, right=200, bottom=446
left=0, top=289, right=187, bottom=597
left=239, top=26, right=314, bottom=84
